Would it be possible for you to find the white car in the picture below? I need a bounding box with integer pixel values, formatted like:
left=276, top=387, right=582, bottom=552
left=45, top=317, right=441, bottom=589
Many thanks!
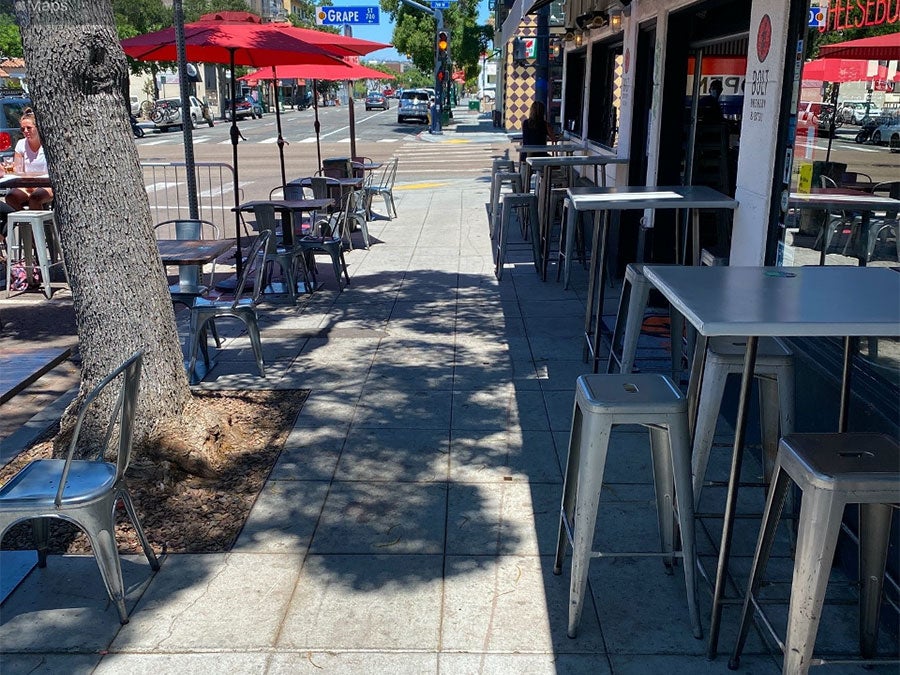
left=839, top=101, right=882, bottom=125
left=151, top=95, right=204, bottom=131
left=871, top=118, right=900, bottom=152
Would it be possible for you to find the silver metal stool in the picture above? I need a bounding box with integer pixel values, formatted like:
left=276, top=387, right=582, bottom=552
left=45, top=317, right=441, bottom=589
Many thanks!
left=692, top=336, right=794, bottom=507
left=553, top=373, right=702, bottom=640
left=5, top=210, right=66, bottom=299
left=494, top=192, right=539, bottom=280
left=488, top=158, right=517, bottom=221
left=489, top=171, right=524, bottom=237
left=700, top=245, right=730, bottom=267
left=607, top=263, right=684, bottom=380
left=730, top=433, right=899, bottom=674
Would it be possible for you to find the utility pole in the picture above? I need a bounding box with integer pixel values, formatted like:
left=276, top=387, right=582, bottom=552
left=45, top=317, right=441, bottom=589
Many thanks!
left=398, top=0, right=444, bottom=134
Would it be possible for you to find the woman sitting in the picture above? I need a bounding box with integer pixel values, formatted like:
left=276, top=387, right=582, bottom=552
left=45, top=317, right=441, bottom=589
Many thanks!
left=5, top=107, right=53, bottom=211
left=519, top=100, right=557, bottom=163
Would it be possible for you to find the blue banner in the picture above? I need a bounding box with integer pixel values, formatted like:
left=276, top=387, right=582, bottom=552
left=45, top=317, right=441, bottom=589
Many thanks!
left=316, top=6, right=380, bottom=25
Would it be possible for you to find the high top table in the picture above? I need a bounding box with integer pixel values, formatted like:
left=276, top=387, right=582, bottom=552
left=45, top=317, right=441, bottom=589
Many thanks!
left=525, top=153, right=630, bottom=283
left=515, top=143, right=587, bottom=192
left=641, top=264, right=900, bottom=660
left=236, top=198, right=333, bottom=246
left=787, top=189, right=899, bottom=266
left=569, top=185, right=738, bottom=372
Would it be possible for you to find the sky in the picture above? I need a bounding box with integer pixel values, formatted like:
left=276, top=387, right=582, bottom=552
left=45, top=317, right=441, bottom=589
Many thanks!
left=330, top=0, right=491, bottom=63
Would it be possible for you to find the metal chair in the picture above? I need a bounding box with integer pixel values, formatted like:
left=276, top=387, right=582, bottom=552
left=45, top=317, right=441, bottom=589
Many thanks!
left=268, top=183, right=314, bottom=237
left=188, top=232, right=269, bottom=383
left=154, top=219, right=222, bottom=308
left=298, top=192, right=351, bottom=292
left=5, top=210, right=67, bottom=299
left=247, top=203, right=310, bottom=304
left=866, top=180, right=899, bottom=263
left=730, top=433, right=899, bottom=674
left=0, top=351, right=159, bottom=624
left=366, top=157, right=398, bottom=219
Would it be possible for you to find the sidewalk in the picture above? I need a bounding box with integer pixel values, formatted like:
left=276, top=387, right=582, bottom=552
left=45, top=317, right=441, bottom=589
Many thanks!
left=1, top=105, right=895, bottom=674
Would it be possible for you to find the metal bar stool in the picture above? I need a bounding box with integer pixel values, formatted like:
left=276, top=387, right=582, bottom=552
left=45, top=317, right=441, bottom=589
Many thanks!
left=730, top=433, right=899, bottom=675
left=607, top=263, right=684, bottom=381
left=488, top=158, right=516, bottom=220
left=553, top=373, right=702, bottom=640
left=5, top=210, right=66, bottom=299
left=489, top=170, right=523, bottom=237
left=691, top=336, right=794, bottom=507
left=494, top=192, right=539, bottom=280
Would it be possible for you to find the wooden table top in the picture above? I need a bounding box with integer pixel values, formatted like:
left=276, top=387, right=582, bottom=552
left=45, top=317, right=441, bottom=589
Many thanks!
left=157, top=239, right=234, bottom=265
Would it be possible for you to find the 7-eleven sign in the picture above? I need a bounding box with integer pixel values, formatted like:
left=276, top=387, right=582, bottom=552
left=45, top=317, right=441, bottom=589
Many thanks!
left=524, top=38, right=536, bottom=59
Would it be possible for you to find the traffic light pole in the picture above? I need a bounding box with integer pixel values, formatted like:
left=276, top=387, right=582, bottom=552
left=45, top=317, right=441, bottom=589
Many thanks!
left=398, top=0, right=444, bottom=134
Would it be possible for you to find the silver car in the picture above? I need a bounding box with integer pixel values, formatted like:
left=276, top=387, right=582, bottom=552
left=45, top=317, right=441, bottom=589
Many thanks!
left=397, top=89, right=430, bottom=124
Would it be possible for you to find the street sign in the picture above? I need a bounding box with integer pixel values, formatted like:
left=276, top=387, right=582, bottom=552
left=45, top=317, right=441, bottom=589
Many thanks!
left=430, top=1, right=450, bottom=7
left=315, top=6, right=380, bottom=25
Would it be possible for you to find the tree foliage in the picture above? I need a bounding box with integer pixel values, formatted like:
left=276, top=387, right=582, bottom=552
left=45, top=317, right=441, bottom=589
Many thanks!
left=0, top=12, right=22, bottom=58
left=379, top=0, right=490, bottom=79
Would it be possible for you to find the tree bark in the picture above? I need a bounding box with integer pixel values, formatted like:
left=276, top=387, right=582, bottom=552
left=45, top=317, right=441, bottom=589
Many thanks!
left=14, top=0, right=192, bottom=444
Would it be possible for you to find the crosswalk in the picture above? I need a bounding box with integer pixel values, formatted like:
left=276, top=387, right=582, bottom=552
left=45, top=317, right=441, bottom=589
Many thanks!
left=389, top=139, right=500, bottom=176
left=138, top=133, right=404, bottom=146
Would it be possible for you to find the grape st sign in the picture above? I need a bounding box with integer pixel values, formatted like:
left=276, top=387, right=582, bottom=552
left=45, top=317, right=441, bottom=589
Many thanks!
left=315, top=6, right=380, bottom=25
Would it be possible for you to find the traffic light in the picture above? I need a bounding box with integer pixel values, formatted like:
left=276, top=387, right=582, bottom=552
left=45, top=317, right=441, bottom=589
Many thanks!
left=437, top=30, right=449, bottom=58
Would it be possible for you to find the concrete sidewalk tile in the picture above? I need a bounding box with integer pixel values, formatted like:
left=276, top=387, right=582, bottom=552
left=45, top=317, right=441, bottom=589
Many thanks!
left=294, top=389, right=360, bottom=424
left=0, top=654, right=101, bottom=673
left=0, top=555, right=157, bottom=652
left=446, top=482, right=560, bottom=556
left=268, top=652, right=439, bottom=673
left=608, top=654, right=779, bottom=674
left=310, top=482, right=446, bottom=554
left=353, top=389, right=452, bottom=430
left=449, top=429, right=562, bottom=484
left=441, top=555, right=606, bottom=654
left=94, top=653, right=269, bottom=673
left=451, top=387, right=516, bottom=431
left=111, top=553, right=298, bottom=651
left=297, top=336, right=382, bottom=363
left=276, top=554, right=443, bottom=650
left=365, top=360, right=455, bottom=391
left=232, top=480, right=329, bottom=552
left=528, top=334, right=587, bottom=362
left=438, top=653, right=610, bottom=674
left=335, top=427, right=450, bottom=483
left=539, top=389, right=579, bottom=432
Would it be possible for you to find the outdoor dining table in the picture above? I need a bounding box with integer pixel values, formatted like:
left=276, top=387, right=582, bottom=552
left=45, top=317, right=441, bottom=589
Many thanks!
left=290, top=176, right=363, bottom=212
left=526, top=152, right=629, bottom=282
left=516, top=142, right=587, bottom=191
left=157, top=238, right=234, bottom=295
left=0, top=173, right=52, bottom=190
left=641, top=264, right=900, bottom=660
left=787, top=188, right=900, bottom=265
left=569, top=185, right=738, bottom=372
left=235, top=198, right=333, bottom=247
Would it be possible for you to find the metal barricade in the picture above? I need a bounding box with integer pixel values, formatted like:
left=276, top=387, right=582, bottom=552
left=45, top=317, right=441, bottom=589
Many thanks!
left=141, top=161, right=244, bottom=241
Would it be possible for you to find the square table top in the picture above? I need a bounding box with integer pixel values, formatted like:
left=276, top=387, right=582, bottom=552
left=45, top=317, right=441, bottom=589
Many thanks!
left=788, top=189, right=899, bottom=211
left=515, top=143, right=587, bottom=155
left=565, top=184, right=738, bottom=211
left=236, top=198, right=332, bottom=212
left=0, top=173, right=51, bottom=189
left=157, top=239, right=234, bottom=265
left=526, top=152, right=627, bottom=169
left=291, top=176, right=363, bottom=188
left=643, top=265, right=900, bottom=337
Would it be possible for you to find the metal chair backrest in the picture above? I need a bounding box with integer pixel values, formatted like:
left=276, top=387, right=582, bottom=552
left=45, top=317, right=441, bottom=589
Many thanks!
left=56, top=350, right=143, bottom=507
left=381, top=157, right=399, bottom=190
left=820, top=175, right=838, bottom=189
left=234, top=231, right=271, bottom=306
left=251, top=203, right=280, bottom=254
left=269, top=184, right=310, bottom=200
left=154, top=219, right=221, bottom=292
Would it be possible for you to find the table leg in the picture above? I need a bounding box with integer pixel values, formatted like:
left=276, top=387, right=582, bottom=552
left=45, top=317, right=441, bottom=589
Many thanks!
left=563, top=198, right=577, bottom=289
left=589, top=211, right=615, bottom=373
left=839, top=335, right=854, bottom=433
left=685, top=333, right=708, bottom=437
left=583, top=209, right=605, bottom=364
left=707, top=335, right=759, bottom=659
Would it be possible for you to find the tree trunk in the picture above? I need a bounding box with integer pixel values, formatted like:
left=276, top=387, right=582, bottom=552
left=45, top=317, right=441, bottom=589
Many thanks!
left=15, top=0, right=192, bottom=445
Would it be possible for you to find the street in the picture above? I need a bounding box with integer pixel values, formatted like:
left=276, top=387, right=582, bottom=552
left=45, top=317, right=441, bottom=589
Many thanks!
left=135, top=101, right=504, bottom=195
left=796, top=123, right=900, bottom=184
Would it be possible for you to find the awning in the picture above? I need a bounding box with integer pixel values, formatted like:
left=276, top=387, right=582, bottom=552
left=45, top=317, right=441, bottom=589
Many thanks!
left=818, top=34, right=900, bottom=61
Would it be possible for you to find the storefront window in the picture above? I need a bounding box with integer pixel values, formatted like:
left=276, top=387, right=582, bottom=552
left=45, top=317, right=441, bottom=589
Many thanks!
left=586, top=40, right=623, bottom=148
left=563, top=50, right=586, bottom=135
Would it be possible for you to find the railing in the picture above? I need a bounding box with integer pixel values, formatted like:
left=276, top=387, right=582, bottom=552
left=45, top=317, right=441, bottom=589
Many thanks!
left=141, top=161, right=244, bottom=241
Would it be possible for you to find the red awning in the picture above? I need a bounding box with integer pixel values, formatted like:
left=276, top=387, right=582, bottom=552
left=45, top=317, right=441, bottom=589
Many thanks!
left=239, top=61, right=395, bottom=82
left=817, top=34, right=900, bottom=61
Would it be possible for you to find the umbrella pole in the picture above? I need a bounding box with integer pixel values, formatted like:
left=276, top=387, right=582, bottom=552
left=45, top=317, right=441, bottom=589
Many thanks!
left=347, top=79, right=357, bottom=161
left=313, top=79, right=322, bottom=171
left=273, top=66, right=288, bottom=187
left=174, top=0, right=199, bottom=220
left=229, top=48, right=243, bottom=277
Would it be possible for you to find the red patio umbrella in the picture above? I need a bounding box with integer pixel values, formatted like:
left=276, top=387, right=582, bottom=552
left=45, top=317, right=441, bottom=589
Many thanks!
left=802, top=58, right=870, bottom=82
left=240, top=62, right=395, bottom=171
left=122, top=15, right=356, bottom=275
left=817, top=34, right=900, bottom=61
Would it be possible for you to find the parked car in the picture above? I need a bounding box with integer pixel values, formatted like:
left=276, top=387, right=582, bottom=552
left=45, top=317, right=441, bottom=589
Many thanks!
left=365, top=91, right=389, bottom=111
left=224, top=95, right=264, bottom=121
left=130, top=95, right=140, bottom=116
left=382, top=88, right=395, bottom=98
left=870, top=115, right=900, bottom=152
left=0, top=96, right=31, bottom=159
left=798, top=101, right=839, bottom=138
left=839, top=100, right=883, bottom=125
left=397, top=89, right=430, bottom=124
left=152, top=96, right=204, bottom=131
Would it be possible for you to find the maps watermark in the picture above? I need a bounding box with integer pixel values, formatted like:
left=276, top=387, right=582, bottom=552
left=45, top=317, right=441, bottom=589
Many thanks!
left=22, top=0, right=71, bottom=12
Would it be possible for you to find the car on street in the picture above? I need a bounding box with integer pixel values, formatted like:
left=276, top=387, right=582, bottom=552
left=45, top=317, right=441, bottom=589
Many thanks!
left=870, top=115, right=900, bottom=152
left=224, top=95, right=264, bottom=121
left=0, top=96, right=31, bottom=159
left=397, top=89, right=430, bottom=124
left=365, top=91, right=389, bottom=111
left=152, top=96, right=204, bottom=131
left=798, top=101, right=839, bottom=138
left=382, top=88, right=395, bottom=98
left=839, top=100, right=883, bottom=125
